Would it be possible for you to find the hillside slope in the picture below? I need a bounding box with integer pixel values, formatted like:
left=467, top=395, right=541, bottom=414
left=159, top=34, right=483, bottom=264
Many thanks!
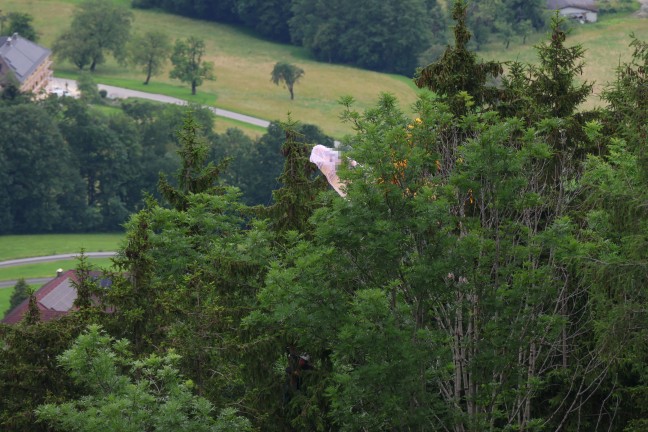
left=3, top=0, right=423, bottom=138
left=4, top=1, right=647, bottom=134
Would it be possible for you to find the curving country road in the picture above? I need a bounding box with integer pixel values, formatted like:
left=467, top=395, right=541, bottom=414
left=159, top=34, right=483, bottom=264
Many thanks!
left=0, top=252, right=117, bottom=288
left=0, top=252, right=117, bottom=268
left=52, top=78, right=271, bottom=128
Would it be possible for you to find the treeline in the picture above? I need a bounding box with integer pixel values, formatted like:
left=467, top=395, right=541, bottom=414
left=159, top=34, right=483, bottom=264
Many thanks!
left=132, top=0, right=549, bottom=75
left=0, top=93, right=331, bottom=234
left=2, top=2, right=648, bottom=431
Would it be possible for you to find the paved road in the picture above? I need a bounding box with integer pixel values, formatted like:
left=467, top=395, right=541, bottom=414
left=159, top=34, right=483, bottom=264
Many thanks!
left=0, top=252, right=117, bottom=268
left=0, top=251, right=117, bottom=289
left=52, top=78, right=271, bottom=128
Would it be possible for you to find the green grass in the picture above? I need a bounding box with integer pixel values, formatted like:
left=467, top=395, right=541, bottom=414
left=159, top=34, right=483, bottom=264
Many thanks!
left=0, top=258, right=115, bottom=281
left=0, top=234, right=123, bottom=261
left=0, top=286, right=15, bottom=317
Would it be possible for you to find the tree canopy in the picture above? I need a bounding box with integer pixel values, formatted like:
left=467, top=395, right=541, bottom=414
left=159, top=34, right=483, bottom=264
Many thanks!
left=170, top=37, right=215, bottom=95
left=270, top=62, right=304, bottom=100
left=53, top=0, right=133, bottom=71
left=129, top=31, right=172, bottom=85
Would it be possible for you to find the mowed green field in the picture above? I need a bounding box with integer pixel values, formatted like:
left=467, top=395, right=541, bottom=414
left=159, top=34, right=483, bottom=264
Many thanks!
left=0, top=233, right=123, bottom=261
left=3, top=0, right=424, bottom=138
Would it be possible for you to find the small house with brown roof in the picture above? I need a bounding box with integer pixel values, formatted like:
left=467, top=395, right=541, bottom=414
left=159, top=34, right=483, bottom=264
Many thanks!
left=547, top=0, right=599, bottom=22
left=0, top=32, right=53, bottom=94
left=2, top=270, right=109, bottom=325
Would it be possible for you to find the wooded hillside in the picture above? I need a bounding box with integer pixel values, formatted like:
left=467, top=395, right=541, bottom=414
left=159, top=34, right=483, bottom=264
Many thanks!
left=1, top=1, right=647, bottom=431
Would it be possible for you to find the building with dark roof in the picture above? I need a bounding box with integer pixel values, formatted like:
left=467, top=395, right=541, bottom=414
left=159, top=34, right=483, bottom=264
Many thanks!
left=547, top=0, right=599, bottom=22
left=0, top=33, right=53, bottom=94
left=2, top=270, right=109, bottom=325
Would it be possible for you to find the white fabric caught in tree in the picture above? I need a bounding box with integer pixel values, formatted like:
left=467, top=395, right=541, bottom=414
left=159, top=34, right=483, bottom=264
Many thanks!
left=310, top=145, right=355, bottom=197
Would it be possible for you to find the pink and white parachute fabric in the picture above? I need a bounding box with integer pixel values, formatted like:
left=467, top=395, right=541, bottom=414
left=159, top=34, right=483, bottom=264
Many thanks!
left=309, top=145, right=356, bottom=197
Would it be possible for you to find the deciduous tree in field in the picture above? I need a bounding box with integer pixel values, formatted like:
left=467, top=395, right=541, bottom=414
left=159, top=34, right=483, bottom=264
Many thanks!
left=270, top=62, right=304, bottom=100
left=129, top=31, right=172, bottom=85
left=170, top=36, right=215, bottom=95
left=53, top=0, right=133, bottom=72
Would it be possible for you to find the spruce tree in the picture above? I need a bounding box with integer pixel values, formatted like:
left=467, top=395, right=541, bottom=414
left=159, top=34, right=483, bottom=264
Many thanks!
left=603, top=35, right=648, bottom=154
left=158, top=112, right=228, bottom=211
left=105, top=198, right=158, bottom=353
left=6, top=278, right=29, bottom=316
left=23, top=291, right=40, bottom=326
left=414, top=0, right=503, bottom=115
left=266, top=116, right=326, bottom=234
left=72, top=249, right=98, bottom=311
left=527, top=12, right=593, bottom=119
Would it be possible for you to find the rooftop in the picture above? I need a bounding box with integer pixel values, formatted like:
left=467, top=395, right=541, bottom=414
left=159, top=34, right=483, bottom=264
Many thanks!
left=2, top=270, right=110, bottom=325
left=547, top=0, right=599, bottom=12
left=0, top=33, right=51, bottom=84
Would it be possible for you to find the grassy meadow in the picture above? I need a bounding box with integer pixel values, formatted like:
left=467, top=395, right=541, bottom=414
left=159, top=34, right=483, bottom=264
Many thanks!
left=0, top=233, right=122, bottom=261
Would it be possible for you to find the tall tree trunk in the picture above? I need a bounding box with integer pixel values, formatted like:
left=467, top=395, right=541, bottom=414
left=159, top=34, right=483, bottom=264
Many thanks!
left=289, top=85, right=294, bottom=100
left=192, top=80, right=196, bottom=95
left=145, top=61, right=152, bottom=85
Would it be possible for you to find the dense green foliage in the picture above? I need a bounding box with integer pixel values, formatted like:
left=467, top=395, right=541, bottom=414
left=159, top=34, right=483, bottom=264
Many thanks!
left=1, top=2, right=648, bottom=431
left=36, top=325, right=253, bottom=432
left=0, top=315, right=87, bottom=431
left=128, top=0, right=566, bottom=75
left=0, top=93, right=332, bottom=233
left=133, top=0, right=446, bottom=75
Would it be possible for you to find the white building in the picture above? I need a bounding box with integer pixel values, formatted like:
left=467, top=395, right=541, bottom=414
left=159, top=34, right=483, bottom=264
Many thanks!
left=547, top=0, right=599, bottom=23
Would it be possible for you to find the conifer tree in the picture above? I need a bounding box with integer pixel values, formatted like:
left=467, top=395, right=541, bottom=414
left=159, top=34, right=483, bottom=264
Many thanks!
left=527, top=13, right=593, bottom=119
left=6, top=278, right=29, bottom=317
left=23, top=291, right=40, bottom=326
left=603, top=35, right=648, bottom=153
left=158, top=112, right=228, bottom=211
left=266, top=116, right=326, bottom=234
left=72, top=249, right=98, bottom=311
left=105, top=198, right=159, bottom=353
left=414, top=0, right=503, bottom=115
